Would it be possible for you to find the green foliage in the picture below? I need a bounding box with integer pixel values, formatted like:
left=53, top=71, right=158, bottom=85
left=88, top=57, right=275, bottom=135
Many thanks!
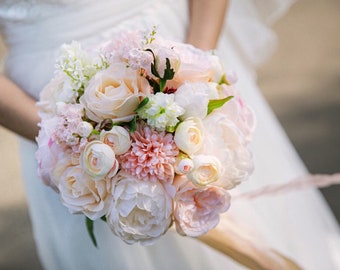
left=207, top=96, right=234, bottom=115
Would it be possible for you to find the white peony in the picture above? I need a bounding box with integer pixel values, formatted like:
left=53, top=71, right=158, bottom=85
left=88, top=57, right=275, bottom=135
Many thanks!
left=174, top=82, right=218, bottom=120
left=106, top=171, right=173, bottom=245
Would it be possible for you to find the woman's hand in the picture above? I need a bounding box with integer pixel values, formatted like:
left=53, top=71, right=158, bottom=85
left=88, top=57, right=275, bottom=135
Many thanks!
left=186, top=0, right=229, bottom=50
left=0, top=74, right=40, bottom=141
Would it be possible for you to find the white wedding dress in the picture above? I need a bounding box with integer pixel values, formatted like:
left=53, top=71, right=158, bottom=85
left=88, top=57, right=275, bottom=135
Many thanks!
left=1, top=0, right=340, bottom=269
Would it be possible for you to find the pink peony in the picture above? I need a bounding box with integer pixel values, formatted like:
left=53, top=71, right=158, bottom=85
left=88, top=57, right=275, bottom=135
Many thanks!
left=173, top=175, right=231, bottom=237
left=120, top=122, right=178, bottom=183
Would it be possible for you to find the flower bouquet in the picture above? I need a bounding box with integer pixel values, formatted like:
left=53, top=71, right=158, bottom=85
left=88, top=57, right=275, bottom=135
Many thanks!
left=36, top=29, right=300, bottom=269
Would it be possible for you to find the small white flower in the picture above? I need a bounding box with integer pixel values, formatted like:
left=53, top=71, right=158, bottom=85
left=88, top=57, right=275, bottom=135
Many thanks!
left=187, top=155, right=222, bottom=186
left=175, top=157, right=194, bottom=175
left=80, top=140, right=117, bottom=180
left=76, top=121, right=93, bottom=138
left=174, top=117, right=204, bottom=155
left=137, top=92, right=185, bottom=132
left=100, top=126, right=131, bottom=155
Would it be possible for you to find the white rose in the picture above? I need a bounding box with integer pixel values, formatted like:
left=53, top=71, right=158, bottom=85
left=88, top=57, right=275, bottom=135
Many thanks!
left=187, top=155, right=222, bottom=186
left=80, top=140, right=117, bottom=180
left=174, top=117, right=204, bottom=155
left=58, top=165, right=113, bottom=220
left=80, top=63, right=150, bottom=123
left=174, top=82, right=216, bottom=120
left=76, top=121, right=93, bottom=138
left=100, top=126, right=131, bottom=155
left=106, top=171, right=173, bottom=245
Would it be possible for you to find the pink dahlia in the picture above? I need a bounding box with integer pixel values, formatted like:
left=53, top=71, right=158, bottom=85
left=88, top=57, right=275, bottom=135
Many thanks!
left=120, top=122, right=179, bottom=183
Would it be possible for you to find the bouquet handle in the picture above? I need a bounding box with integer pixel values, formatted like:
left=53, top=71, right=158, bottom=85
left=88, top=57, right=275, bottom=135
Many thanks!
left=197, top=226, right=302, bottom=270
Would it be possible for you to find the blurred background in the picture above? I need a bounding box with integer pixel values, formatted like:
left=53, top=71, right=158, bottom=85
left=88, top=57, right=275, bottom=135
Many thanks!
left=0, top=0, right=339, bottom=269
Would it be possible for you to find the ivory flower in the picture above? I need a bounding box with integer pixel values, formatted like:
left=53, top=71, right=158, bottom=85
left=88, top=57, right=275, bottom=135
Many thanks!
left=58, top=165, right=113, bottom=220
left=80, top=63, right=150, bottom=123
left=76, top=121, right=93, bottom=138
left=174, top=157, right=194, bottom=175
left=80, top=140, right=118, bottom=180
left=174, top=117, right=204, bottom=155
left=100, top=126, right=131, bottom=155
left=187, top=155, right=222, bottom=186
left=106, top=171, right=173, bottom=245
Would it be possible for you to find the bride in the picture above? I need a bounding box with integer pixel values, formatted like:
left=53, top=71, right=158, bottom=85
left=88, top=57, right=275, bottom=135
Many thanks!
left=0, top=0, right=339, bottom=269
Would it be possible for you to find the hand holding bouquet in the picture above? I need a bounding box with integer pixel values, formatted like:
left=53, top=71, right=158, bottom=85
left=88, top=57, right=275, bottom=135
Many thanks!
left=36, top=28, right=255, bottom=245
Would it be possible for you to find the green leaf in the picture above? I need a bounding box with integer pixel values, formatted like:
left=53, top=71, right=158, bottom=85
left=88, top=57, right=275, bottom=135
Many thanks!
left=134, top=97, right=150, bottom=112
left=91, top=129, right=100, bottom=135
left=207, top=96, right=234, bottom=115
left=100, top=216, right=107, bottom=222
left=129, top=116, right=137, bottom=132
left=86, top=217, right=97, bottom=248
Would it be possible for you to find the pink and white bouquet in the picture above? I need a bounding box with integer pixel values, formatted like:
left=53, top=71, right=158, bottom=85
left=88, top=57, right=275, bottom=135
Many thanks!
left=36, top=28, right=255, bottom=246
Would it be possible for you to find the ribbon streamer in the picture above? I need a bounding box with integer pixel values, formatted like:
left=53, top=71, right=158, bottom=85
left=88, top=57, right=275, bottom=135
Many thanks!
left=234, top=173, right=340, bottom=201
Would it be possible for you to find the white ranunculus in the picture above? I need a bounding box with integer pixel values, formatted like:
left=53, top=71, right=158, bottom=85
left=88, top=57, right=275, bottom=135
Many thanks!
left=58, top=165, right=113, bottom=220
left=187, top=155, right=222, bottom=186
left=76, top=121, right=93, bottom=138
left=174, top=117, right=204, bottom=155
left=80, top=140, right=117, bottom=180
left=174, top=157, right=194, bottom=175
left=174, top=82, right=212, bottom=120
left=106, top=171, right=173, bottom=246
left=100, top=126, right=131, bottom=155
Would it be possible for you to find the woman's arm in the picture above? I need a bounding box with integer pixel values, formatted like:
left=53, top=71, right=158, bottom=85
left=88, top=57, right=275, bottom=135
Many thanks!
left=0, top=74, right=40, bottom=141
left=186, top=0, right=229, bottom=50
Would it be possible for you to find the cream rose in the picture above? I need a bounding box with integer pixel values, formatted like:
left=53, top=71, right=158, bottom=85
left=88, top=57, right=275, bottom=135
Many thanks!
left=80, top=63, right=150, bottom=123
left=187, top=155, right=222, bottom=186
left=58, top=165, right=113, bottom=220
left=106, top=171, right=173, bottom=245
left=100, top=126, right=131, bottom=155
left=80, top=140, right=118, bottom=180
left=174, top=117, right=204, bottom=155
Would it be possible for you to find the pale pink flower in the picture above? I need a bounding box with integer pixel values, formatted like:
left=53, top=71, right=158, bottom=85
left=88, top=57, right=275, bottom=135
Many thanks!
left=120, top=122, right=178, bottom=184
left=173, top=175, right=231, bottom=237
